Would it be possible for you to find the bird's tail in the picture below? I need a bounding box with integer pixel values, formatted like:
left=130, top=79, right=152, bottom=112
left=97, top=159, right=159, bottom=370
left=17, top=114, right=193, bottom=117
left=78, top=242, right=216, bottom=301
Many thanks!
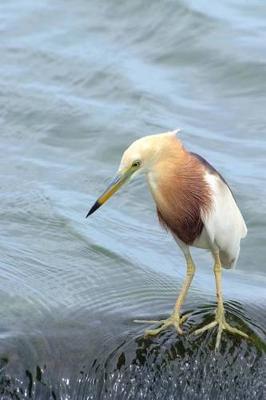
left=220, top=247, right=240, bottom=269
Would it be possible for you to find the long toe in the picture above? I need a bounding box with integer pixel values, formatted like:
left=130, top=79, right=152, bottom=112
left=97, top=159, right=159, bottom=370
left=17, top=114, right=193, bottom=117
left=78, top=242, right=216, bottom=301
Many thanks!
left=193, top=320, right=217, bottom=336
left=224, top=322, right=249, bottom=339
left=193, top=314, right=249, bottom=351
left=144, top=320, right=172, bottom=337
left=140, top=312, right=190, bottom=338
left=179, top=312, right=191, bottom=324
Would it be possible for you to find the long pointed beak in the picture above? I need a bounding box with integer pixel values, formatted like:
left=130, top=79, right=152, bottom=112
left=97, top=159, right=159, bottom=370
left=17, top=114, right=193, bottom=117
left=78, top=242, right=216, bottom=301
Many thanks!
left=86, top=168, right=131, bottom=217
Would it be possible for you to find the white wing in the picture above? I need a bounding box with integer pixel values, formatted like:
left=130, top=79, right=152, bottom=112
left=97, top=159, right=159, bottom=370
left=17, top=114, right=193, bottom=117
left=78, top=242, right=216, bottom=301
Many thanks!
left=202, top=172, right=247, bottom=268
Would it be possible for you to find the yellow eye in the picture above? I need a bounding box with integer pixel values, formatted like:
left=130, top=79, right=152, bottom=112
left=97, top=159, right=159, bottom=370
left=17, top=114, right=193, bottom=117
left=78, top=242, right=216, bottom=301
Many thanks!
left=132, top=160, right=141, bottom=168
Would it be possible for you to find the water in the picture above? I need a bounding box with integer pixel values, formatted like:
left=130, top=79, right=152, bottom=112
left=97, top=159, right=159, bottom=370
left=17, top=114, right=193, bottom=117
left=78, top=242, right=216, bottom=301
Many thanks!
left=0, top=0, right=265, bottom=398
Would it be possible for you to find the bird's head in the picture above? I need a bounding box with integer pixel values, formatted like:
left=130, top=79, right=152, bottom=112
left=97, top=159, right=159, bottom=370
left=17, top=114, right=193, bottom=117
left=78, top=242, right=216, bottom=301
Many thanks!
left=86, top=129, right=181, bottom=216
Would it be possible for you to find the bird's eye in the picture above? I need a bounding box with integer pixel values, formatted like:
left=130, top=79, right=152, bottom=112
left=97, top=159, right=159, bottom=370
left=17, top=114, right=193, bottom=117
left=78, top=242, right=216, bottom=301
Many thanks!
left=132, top=160, right=141, bottom=168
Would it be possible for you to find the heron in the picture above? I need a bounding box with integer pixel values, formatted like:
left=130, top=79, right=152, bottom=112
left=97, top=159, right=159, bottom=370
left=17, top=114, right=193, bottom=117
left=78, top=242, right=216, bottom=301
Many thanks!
left=86, top=130, right=248, bottom=350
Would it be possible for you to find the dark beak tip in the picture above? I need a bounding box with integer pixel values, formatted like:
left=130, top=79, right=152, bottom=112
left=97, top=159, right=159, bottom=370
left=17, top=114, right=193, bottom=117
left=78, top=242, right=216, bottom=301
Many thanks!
left=86, top=201, right=101, bottom=218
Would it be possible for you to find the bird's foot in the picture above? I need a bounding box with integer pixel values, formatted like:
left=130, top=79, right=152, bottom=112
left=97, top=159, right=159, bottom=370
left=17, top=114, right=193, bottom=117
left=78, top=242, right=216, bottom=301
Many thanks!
left=193, top=306, right=249, bottom=350
left=134, top=312, right=191, bottom=337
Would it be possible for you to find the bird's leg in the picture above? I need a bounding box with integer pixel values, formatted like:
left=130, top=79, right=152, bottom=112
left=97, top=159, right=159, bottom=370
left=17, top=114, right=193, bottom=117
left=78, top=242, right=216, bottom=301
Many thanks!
left=134, top=253, right=195, bottom=337
left=193, top=251, right=249, bottom=350
left=170, top=253, right=195, bottom=328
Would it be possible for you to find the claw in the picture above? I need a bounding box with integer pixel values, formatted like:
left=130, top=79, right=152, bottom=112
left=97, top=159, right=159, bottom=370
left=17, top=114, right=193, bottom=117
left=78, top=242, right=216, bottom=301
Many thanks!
left=193, top=309, right=249, bottom=350
left=135, top=312, right=191, bottom=337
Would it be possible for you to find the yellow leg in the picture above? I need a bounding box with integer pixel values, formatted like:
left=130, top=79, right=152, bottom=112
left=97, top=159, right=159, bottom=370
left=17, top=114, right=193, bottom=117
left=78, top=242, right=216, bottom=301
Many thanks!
left=193, top=251, right=249, bottom=350
left=134, top=253, right=195, bottom=336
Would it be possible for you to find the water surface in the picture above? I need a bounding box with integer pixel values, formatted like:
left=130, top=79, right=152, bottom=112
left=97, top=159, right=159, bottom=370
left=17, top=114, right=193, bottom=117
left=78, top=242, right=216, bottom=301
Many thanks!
left=0, top=0, right=265, bottom=398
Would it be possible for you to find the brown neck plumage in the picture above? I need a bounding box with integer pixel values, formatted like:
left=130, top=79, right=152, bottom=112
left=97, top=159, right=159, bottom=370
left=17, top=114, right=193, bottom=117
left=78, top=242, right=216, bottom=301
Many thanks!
left=151, top=144, right=212, bottom=245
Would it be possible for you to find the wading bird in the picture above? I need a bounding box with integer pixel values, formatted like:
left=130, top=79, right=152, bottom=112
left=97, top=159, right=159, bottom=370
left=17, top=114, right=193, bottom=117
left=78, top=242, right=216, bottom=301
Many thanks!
left=87, top=130, right=248, bottom=350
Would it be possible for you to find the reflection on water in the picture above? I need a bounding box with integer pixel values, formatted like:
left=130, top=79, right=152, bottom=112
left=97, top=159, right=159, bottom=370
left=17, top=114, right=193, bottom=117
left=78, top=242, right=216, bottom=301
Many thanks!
left=0, top=0, right=266, bottom=398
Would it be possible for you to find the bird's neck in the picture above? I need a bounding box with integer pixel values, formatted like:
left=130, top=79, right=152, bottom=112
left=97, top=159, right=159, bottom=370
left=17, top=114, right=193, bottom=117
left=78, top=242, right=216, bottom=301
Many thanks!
left=146, top=146, right=187, bottom=206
